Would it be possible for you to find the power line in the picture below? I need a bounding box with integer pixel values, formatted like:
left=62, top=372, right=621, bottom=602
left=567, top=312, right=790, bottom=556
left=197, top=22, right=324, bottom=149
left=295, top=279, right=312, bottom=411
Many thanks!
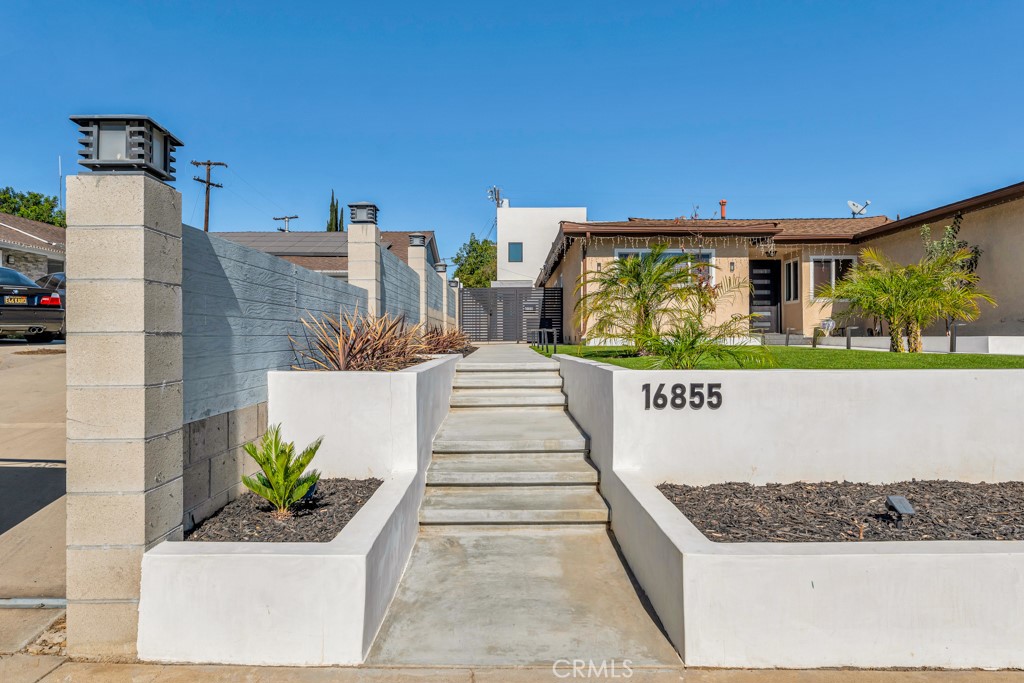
left=191, top=160, right=228, bottom=232
left=226, top=166, right=286, bottom=213
left=273, top=215, right=299, bottom=232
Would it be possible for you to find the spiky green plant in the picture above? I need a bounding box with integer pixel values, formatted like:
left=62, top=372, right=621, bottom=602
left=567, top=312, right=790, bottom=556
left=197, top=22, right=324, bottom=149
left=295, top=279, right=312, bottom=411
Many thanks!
left=241, top=425, right=322, bottom=518
left=574, top=244, right=699, bottom=353
left=816, top=248, right=995, bottom=352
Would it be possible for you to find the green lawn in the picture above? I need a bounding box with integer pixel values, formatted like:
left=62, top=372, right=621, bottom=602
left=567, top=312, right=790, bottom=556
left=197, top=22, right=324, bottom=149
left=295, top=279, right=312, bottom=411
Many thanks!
left=532, top=344, right=1024, bottom=369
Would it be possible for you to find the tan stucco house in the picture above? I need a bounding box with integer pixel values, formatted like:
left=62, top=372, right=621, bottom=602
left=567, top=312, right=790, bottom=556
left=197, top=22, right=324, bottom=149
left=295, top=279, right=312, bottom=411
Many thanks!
left=535, top=180, right=1024, bottom=342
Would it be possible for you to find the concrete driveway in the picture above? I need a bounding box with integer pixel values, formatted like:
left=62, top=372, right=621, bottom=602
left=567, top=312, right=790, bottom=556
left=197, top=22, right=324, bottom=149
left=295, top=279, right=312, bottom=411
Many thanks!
left=0, top=340, right=66, bottom=653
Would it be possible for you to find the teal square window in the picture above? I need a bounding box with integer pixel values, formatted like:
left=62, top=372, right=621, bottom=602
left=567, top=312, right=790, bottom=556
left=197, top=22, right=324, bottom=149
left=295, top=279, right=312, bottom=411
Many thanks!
left=508, top=242, right=524, bottom=263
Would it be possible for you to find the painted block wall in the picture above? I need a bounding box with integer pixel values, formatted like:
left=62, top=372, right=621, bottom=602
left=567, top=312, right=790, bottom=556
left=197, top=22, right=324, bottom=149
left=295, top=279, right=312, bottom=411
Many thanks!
left=379, top=247, right=420, bottom=322
left=425, top=265, right=444, bottom=326
left=181, top=226, right=367, bottom=422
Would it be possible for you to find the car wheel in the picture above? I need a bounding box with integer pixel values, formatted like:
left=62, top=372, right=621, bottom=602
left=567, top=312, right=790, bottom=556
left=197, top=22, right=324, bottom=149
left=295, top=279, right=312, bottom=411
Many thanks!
left=25, top=333, right=56, bottom=344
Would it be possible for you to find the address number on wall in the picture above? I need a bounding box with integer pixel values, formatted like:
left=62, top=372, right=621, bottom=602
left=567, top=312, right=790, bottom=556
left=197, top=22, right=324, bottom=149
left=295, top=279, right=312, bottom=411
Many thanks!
left=641, top=383, right=722, bottom=411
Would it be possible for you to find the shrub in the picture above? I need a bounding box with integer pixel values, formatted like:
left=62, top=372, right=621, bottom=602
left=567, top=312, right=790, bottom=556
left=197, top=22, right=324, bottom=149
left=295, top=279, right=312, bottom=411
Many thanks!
left=421, top=326, right=472, bottom=355
left=241, top=425, right=322, bottom=518
left=292, top=311, right=426, bottom=371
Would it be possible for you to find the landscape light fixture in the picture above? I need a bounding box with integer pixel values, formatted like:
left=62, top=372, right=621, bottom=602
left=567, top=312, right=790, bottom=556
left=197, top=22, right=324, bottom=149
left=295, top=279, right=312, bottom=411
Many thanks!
left=70, top=115, right=182, bottom=182
left=409, top=233, right=427, bottom=248
left=950, top=322, right=968, bottom=353
left=885, top=495, right=916, bottom=529
left=348, top=202, right=378, bottom=224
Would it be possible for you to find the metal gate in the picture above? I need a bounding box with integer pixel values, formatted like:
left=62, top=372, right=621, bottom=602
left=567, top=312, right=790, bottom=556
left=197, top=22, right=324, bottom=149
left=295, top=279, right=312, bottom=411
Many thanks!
left=459, top=287, right=563, bottom=343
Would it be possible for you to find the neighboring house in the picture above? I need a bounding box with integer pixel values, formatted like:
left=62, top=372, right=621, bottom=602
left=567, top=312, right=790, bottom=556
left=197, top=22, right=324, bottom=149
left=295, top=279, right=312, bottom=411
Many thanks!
left=532, top=180, right=1024, bottom=342
left=0, top=212, right=66, bottom=280
left=213, top=229, right=441, bottom=281
left=494, top=203, right=586, bottom=287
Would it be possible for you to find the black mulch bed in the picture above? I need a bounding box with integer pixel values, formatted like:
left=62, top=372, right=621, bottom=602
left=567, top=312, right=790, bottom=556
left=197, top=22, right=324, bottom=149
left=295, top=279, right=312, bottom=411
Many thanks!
left=186, top=477, right=382, bottom=543
left=658, top=480, right=1024, bottom=543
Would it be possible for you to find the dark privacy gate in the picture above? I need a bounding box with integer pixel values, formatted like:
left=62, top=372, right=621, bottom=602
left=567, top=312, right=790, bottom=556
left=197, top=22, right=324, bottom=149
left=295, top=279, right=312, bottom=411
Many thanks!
left=459, top=287, right=563, bottom=342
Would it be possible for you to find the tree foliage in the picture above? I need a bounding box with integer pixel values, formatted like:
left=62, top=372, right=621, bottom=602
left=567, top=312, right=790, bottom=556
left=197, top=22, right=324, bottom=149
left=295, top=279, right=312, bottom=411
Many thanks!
left=241, top=425, right=322, bottom=518
left=920, top=211, right=981, bottom=332
left=816, top=247, right=995, bottom=352
left=325, top=190, right=343, bottom=232
left=451, top=233, right=496, bottom=288
left=0, top=187, right=66, bottom=227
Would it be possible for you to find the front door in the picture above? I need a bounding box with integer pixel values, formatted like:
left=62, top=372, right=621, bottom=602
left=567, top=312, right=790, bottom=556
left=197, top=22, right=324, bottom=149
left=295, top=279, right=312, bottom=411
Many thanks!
left=749, top=260, right=781, bottom=334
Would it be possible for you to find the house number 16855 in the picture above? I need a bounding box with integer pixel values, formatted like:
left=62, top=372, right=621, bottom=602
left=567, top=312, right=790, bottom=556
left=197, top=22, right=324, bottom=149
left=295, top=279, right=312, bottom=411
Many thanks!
left=641, top=383, right=722, bottom=411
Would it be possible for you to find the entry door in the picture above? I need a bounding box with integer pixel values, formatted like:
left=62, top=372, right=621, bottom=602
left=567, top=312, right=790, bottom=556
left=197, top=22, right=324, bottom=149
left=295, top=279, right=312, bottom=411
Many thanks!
left=749, top=260, right=781, bottom=334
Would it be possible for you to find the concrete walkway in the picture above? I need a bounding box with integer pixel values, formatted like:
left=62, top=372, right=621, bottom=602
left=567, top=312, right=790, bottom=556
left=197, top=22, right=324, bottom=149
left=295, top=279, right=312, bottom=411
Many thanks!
left=368, top=344, right=679, bottom=667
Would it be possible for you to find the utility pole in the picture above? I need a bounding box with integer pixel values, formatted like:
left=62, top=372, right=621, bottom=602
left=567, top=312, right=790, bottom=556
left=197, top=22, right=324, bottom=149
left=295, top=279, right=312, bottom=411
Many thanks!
left=191, top=160, right=228, bottom=232
left=273, top=215, right=299, bottom=232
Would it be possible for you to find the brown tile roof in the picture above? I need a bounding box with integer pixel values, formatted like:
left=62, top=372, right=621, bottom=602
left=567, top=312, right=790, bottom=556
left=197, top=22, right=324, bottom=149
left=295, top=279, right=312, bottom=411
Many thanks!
left=0, top=212, right=66, bottom=255
left=381, top=230, right=440, bottom=265
left=280, top=255, right=348, bottom=272
left=619, top=216, right=894, bottom=240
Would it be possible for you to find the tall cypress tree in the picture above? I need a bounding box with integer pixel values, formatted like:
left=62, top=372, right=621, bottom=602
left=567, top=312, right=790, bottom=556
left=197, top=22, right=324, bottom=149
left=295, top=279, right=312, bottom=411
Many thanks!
left=325, top=190, right=343, bottom=232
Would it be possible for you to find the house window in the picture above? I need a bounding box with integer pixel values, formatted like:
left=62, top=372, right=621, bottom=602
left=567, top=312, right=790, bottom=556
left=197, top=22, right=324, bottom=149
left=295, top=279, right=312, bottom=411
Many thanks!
left=784, top=259, right=800, bottom=302
left=613, top=248, right=716, bottom=284
left=809, top=256, right=855, bottom=299
left=508, top=242, right=524, bottom=263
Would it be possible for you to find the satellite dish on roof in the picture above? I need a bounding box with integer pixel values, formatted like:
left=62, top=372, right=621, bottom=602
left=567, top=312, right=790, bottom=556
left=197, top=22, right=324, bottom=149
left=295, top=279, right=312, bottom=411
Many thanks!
left=848, top=200, right=871, bottom=217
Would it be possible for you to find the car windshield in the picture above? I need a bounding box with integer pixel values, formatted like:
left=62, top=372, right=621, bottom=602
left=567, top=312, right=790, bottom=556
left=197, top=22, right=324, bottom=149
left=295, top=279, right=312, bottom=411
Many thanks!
left=0, top=268, right=38, bottom=287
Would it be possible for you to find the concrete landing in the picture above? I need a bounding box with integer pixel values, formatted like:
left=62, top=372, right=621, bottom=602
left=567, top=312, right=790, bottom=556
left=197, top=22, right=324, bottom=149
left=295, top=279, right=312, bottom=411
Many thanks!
left=433, top=409, right=587, bottom=452
left=366, top=526, right=679, bottom=666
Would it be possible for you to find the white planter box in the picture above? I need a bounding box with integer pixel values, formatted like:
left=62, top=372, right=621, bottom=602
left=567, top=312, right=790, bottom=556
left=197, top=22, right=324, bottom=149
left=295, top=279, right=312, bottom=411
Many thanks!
left=137, top=355, right=458, bottom=665
left=556, top=354, right=1024, bottom=669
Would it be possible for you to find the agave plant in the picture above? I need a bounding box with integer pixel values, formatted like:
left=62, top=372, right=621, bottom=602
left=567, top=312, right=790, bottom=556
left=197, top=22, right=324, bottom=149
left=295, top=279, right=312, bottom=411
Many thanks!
left=241, top=425, right=322, bottom=519
left=291, top=311, right=426, bottom=371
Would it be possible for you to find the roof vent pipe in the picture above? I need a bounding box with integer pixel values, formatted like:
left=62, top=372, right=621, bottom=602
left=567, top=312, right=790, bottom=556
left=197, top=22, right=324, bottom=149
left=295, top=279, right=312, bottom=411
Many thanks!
left=719, top=199, right=727, bottom=219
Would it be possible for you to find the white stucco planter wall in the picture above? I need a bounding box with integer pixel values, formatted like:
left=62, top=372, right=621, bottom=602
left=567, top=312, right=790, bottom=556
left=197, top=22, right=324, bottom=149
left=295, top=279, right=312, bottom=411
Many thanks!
left=138, top=354, right=458, bottom=665
left=556, top=354, right=1024, bottom=669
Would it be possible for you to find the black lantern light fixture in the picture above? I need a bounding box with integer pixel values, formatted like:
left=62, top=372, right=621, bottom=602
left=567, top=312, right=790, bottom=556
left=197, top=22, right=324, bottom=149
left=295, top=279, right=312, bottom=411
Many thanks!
left=348, top=202, right=378, bottom=224
left=434, top=261, right=447, bottom=273
left=70, top=115, right=182, bottom=182
left=409, top=233, right=427, bottom=248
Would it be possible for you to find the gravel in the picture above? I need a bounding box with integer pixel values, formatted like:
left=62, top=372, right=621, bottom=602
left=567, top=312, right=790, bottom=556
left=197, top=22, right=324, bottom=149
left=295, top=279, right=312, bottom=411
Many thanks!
left=658, top=480, right=1024, bottom=542
left=186, top=477, right=382, bottom=543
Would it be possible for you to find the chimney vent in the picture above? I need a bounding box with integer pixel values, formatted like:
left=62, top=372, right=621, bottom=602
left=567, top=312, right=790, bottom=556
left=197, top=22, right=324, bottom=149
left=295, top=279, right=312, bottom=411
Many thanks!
left=348, top=202, right=378, bottom=224
left=719, top=199, right=727, bottom=220
left=409, top=233, right=427, bottom=248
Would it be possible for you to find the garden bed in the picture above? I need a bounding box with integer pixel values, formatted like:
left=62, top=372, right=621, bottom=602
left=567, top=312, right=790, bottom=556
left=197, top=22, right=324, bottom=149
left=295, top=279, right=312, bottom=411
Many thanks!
left=186, top=478, right=382, bottom=543
left=658, top=480, right=1024, bottom=542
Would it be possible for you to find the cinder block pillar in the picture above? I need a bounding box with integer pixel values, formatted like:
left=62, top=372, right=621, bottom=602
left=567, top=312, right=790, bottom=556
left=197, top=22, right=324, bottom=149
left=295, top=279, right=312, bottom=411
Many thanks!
left=65, top=174, right=184, bottom=658
left=408, top=234, right=428, bottom=327
left=347, top=223, right=381, bottom=316
left=439, top=267, right=450, bottom=330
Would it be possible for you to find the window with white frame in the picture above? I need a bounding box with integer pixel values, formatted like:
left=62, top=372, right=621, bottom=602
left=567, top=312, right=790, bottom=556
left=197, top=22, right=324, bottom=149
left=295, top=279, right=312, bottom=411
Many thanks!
left=613, top=247, right=716, bottom=284
left=809, top=256, right=855, bottom=299
left=784, top=259, right=800, bottom=302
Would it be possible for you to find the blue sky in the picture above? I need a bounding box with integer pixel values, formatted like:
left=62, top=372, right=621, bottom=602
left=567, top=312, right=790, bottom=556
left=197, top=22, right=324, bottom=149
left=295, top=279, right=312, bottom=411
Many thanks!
left=2, top=1, right=1022, bottom=262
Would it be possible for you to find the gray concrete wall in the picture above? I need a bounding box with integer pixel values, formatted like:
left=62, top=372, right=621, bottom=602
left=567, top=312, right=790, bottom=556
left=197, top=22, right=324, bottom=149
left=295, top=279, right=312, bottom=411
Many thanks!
left=379, top=247, right=420, bottom=322
left=182, top=226, right=367, bottom=422
left=425, top=266, right=444, bottom=327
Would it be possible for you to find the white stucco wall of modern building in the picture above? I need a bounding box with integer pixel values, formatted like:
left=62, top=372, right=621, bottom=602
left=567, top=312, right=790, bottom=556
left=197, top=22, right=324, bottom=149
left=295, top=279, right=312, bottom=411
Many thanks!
left=495, top=205, right=586, bottom=285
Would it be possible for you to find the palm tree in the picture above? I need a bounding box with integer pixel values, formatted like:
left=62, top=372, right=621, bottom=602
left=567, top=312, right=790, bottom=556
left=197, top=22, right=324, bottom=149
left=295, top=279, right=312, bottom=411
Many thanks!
left=817, top=248, right=995, bottom=352
left=574, top=244, right=697, bottom=352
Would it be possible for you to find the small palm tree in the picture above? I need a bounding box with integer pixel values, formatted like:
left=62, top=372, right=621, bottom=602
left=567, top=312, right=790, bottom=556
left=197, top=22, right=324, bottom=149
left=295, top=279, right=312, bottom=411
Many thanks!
left=242, top=425, right=322, bottom=519
left=817, top=248, right=995, bottom=353
left=574, top=244, right=698, bottom=353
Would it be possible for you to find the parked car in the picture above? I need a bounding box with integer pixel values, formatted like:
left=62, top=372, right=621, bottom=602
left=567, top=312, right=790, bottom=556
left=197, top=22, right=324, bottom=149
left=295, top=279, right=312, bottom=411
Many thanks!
left=0, top=267, right=64, bottom=343
left=36, top=272, right=66, bottom=303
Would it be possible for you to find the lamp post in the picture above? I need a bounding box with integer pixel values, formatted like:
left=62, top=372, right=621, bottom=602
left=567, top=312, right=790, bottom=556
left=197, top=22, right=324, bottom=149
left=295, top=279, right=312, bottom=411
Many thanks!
left=70, top=115, right=183, bottom=182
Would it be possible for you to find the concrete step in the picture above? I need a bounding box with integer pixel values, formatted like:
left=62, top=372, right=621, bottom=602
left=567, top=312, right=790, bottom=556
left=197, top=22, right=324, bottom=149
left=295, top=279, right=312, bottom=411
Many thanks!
left=456, top=362, right=560, bottom=373
left=419, top=486, right=609, bottom=525
left=431, top=450, right=589, bottom=461
left=427, top=454, right=598, bottom=485
left=450, top=389, right=566, bottom=408
left=453, top=373, right=563, bottom=389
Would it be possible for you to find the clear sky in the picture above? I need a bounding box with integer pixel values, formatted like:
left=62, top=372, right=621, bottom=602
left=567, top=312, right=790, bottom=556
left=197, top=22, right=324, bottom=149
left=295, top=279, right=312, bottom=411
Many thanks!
left=2, top=1, right=1022, bottom=262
